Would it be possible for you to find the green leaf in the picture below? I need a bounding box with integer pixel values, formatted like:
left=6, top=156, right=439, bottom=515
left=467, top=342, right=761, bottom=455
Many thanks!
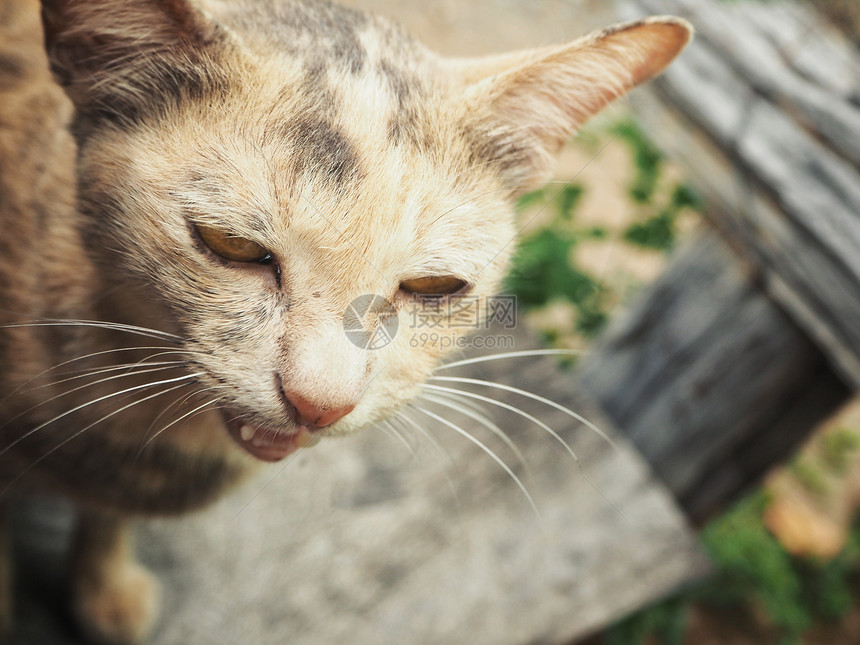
left=670, top=183, right=704, bottom=212
left=623, top=211, right=676, bottom=251
left=556, top=184, right=585, bottom=221
left=616, top=120, right=664, bottom=205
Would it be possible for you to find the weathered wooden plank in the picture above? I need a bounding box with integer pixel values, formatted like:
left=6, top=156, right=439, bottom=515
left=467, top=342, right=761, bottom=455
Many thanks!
left=738, top=2, right=859, bottom=100
left=8, top=334, right=706, bottom=644
left=621, top=0, right=860, bottom=390
left=577, top=230, right=852, bottom=522
left=630, top=0, right=860, bottom=168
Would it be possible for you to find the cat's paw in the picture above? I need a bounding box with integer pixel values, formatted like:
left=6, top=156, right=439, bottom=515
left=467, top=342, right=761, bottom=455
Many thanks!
left=73, top=561, right=161, bottom=645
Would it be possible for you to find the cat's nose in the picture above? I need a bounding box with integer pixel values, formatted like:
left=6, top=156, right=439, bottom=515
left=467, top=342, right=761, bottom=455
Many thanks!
left=282, top=389, right=355, bottom=429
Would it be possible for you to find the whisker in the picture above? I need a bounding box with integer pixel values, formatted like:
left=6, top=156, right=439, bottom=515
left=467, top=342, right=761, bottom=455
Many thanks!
left=0, top=319, right=184, bottom=344
left=31, top=363, right=184, bottom=399
left=137, top=398, right=222, bottom=456
left=424, top=390, right=486, bottom=417
left=423, top=384, right=623, bottom=518
left=0, top=372, right=204, bottom=458
left=436, top=349, right=585, bottom=371
left=421, top=383, right=578, bottom=464
left=0, top=364, right=192, bottom=437
left=46, top=344, right=211, bottom=382
left=411, top=404, right=540, bottom=521
left=1, top=381, right=196, bottom=496
left=419, top=392, right=530, bottom=474
left=377, top=419, right=417, bottom=458
left=428, top=376, right=617, bottom=451
left=0, top=346, right=202, bottom=409
left=393, top=409, right=461, bottom=508
left=392, top=409, right=450, bottom=463
left=37, top=360, right=188, bottom=389
left=139, top=384, right=228, bottom=450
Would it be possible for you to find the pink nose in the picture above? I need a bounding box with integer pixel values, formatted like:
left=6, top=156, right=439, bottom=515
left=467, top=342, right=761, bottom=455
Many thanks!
left=283, top=390, right=355, bottom=428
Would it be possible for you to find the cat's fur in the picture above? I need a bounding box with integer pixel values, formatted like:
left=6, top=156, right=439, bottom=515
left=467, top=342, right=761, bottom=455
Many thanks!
left=0, top=0, right=691, bottom=642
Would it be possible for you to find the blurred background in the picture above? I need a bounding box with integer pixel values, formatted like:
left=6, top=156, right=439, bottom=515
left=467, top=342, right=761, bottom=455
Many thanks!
left=8, top=1, right=859, bottom=644
left=343, top=1, right=860, bottom=643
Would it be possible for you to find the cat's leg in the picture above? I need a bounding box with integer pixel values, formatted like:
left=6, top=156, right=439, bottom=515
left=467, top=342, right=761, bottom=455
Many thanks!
left=0, top=502, right=13, bottom=635
left=69, top=510, right=160, bottom=645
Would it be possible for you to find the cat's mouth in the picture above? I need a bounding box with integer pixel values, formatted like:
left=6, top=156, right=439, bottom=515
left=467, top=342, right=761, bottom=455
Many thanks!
left=223, top=415, right=320, bottom=462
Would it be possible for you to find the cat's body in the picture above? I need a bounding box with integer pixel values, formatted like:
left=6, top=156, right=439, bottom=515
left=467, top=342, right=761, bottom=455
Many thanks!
left=0, top=0, right=691, bottom=642
left=0, top=0, right=251, bottom=516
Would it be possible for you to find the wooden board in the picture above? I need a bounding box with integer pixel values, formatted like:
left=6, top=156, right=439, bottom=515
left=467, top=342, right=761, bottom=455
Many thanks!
left=577, top=230, right=852, bottom=522
left=8, top=335, right=706, bottom=644
left=620, top=0, right=860, bottom=389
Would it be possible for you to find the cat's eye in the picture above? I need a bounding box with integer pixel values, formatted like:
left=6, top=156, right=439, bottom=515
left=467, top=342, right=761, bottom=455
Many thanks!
left=195, top=224, right=271, bottom=264
left=400, top=276, right=469, bottom=297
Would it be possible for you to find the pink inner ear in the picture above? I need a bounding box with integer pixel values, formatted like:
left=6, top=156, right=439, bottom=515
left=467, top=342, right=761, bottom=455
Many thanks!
left=457, top=17, right=692, bottom=196
left=616, top=21, right=694, bottom=88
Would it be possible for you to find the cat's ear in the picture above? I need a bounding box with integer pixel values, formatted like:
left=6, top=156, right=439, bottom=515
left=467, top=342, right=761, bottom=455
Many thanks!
left=40, top=0, right=229, bottom=127
left=453, top=17, right=692, bottom=195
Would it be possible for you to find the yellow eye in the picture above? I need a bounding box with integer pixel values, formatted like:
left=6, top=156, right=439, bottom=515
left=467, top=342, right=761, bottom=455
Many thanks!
left=400, top=276, right=468, bottom=296
left=196, top=224, right=271, bottom=263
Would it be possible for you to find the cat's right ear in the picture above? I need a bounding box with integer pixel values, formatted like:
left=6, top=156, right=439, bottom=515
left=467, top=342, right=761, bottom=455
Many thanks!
left=40, top=0, right=230, bottom=128
left=452, top=17, right=692, bottom=197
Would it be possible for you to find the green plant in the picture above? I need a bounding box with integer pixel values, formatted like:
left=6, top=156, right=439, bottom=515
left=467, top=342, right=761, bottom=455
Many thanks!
left=822, top=427, right=860, bottom=475
left=615, top=120, right=664, bottom=204
left=604, top=596, right=689, bottom=645
left=700, top=494, right=812, bottom=637
left=789, top=458, right=831, bottom=497
left=614, top=116, right=704, bottom=252
left=603, top=493, right=860, bottom=645
left=507, top=183, right=610, bottom=337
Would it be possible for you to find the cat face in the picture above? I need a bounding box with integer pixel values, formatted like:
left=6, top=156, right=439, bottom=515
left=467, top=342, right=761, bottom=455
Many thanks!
left=41, top=0, right=691, bottom=461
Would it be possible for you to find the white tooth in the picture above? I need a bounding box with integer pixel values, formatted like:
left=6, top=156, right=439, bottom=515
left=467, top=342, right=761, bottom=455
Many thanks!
left=252, top=433, right=268, bottom=447
left=239, top=425, right=255, bottom=442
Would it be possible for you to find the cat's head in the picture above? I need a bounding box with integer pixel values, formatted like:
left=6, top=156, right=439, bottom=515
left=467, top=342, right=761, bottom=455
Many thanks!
left=40, top=0, right=691, bottom=461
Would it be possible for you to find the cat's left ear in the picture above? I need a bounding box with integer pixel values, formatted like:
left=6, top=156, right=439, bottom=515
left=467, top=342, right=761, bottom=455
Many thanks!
left=453, top=17, right=692, bottom=196
left=40, top=0, right=229, bottom=129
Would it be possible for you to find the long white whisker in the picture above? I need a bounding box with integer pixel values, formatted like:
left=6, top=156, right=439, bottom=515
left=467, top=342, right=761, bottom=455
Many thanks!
left=33, top=364, right=183, bottom=398
left=377, top=419, right=417, bottom=457
left=393, top=409, right=461, bottom=508
left=0, top=320, right=184, bottom=343
left=429, top=376, right=617, bottom=451
left=0, top=372, right=204, bottom=458
left=0, top=346, right=171, bottom=406
left=47, top=344, right=209, bottom=382
left=436, top=349, right=585, bottom=371
left=419, top=393, right=530, bottom=475
left=140, top=384, right=228, bottom=448
left=393, top=410, right=449, bottom=462
left=411, top=404, right=540, bottom=521
left=137, top=398, right=222, bottom=455
left=37, top=360, right=187, bottom=389
left=2, top=381, right=195, bottom=495
left=423, top=385, right=623, bottom=518
left=421, top=383, right=578, bottom=464
left=0, top=363, right=191, bottom=436
left=425, top=390, right=486, bottom=417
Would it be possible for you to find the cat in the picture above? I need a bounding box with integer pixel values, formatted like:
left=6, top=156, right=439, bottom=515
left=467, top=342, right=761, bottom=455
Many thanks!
left=0, top=0, right=691, bottom=642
